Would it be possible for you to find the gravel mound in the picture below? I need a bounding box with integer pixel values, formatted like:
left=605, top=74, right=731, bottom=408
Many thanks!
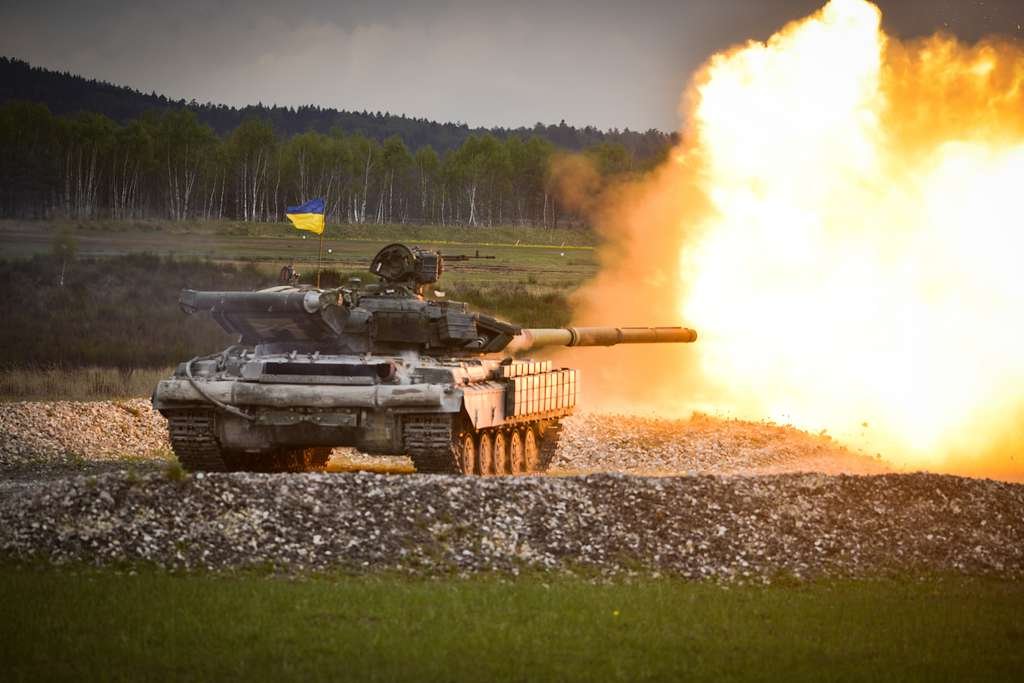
left=0, top=400, right=1017, bottom=581
left=1, top=470, right=1021, bottom=580
left=0, top=399, right=168, bottom=468
left=0, top=400, right=888, bottom=476
left=552, top=413, right=889, bottom=476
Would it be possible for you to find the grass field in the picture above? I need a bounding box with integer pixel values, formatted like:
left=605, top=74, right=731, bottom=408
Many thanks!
left=0, top=218, right=598, bottom=245
left=0, top=219, right=590, bottom=380
left=0, top=253, right=575, bottom=375
left=0, top=219, right=597, bottom=289
left=2, top=566, right=1022, bottom=682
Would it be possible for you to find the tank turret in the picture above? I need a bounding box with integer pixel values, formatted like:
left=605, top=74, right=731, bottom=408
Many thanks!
left=153, top=243, right=698, bottom=475
left=176, top=288, right=696, bottom=356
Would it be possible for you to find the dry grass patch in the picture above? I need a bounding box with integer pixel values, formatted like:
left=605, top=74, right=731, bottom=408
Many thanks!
left=0, top=366, right=173, bottom=402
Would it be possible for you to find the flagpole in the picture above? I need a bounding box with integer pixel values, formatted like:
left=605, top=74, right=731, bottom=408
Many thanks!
left=286, top=199, right=326, bottom=287
left=316, top=229, right=324, bottom=288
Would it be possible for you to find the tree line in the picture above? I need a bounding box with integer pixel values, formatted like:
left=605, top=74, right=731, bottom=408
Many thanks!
left=1, top=57, right=672, bottom=157
left=0, top=100, right=658, bottom=227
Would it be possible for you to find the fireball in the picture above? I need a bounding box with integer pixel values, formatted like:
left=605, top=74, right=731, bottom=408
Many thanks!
left=576, top=0, right=1024, bottom=479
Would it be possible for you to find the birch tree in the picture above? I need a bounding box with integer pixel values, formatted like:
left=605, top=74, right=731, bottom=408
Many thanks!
left=228, top=119, right=276, bottom=222
left=378, top=136, right=412, bottom=224
left=155, top=111, right=215, bottom=220
left=414, top=146, right=440, bottom=224
left=61, top=112, right=115, bottom=218
left=110, top=121, right=153, bottom=219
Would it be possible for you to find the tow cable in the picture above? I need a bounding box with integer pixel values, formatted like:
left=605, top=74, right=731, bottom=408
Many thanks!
left=184, top=350, right=257, bottom=422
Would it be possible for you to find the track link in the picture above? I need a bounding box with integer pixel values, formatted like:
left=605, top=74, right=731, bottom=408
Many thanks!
left=167, top=410, right=229, bottom=472
left=167, top=410, right=331, bottom=473
left=538, top=420, right=562, bottom=472
left=404, top=415, right=461, bottom=474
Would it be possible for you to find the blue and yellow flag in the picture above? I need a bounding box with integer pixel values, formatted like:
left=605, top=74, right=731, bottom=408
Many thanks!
left=285, top=198, right=326, bottom=235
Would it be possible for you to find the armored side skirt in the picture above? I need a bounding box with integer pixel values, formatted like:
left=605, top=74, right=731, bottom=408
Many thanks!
left=153, top=379, right=462, bottom=454
left=153, top=379, right=459, bottom=410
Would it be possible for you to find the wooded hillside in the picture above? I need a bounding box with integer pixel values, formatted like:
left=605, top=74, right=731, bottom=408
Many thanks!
left=0, top=58, right=672, bottom=156
left=0, top=58, right=674, bottom=227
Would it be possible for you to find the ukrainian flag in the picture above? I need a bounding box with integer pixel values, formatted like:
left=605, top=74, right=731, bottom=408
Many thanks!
left=285, top=198, right=326, bottom=235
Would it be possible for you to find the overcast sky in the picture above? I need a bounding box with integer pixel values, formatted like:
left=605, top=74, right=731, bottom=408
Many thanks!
left=2, top=0, right=1022, bottom=131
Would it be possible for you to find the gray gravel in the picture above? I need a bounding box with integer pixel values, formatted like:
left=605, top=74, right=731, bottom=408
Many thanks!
left=0, top=399, right=168, bottom=469
left=553, top=413, right=890, bottom=476
left=1, top=400, right=1021, bottom=580
left=0, top=400, right=887, bottom=477
left=1, top=470, right=1021, bottom=580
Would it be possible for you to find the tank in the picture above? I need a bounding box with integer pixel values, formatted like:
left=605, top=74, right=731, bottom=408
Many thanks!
left=152, top=243, right=697, bottom=474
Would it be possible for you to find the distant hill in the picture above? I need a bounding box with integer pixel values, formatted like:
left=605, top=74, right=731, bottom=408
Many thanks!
left=0, top=57, right=673, bottom=157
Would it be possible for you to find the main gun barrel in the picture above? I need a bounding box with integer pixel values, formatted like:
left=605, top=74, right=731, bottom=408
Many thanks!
left=506, top=326, right=697, bottom=353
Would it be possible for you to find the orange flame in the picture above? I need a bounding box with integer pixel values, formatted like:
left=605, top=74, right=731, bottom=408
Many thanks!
left=572, top=0, right=1024, bottom=480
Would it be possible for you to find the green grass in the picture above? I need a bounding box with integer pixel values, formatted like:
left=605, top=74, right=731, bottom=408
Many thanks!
left=0, top=219, right=597, bottom=290
left=447, top=282, right=572, bottom=328
left=2, top=565, right=1023, bottom=682
left=36, top=217, right=598, bottom=246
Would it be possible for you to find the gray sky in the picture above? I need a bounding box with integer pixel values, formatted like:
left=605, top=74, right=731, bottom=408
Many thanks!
left=2, top=0, right=1022, bottom=131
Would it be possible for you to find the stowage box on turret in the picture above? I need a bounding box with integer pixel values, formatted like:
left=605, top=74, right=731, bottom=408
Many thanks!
left=152, top=243, right=697, bottom=474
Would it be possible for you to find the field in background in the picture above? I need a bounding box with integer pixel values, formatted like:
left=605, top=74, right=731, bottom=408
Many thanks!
left=0, top=220, right=585, bottom=399
left=3, top=566, right=1022, bottom=682
left=0, top=256, right=572, bottom=362
left=0, top=219, right=597, bottom=290
left=0, top=217, right=598, bottom=245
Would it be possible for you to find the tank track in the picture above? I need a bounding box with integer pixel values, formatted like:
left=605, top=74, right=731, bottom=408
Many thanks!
left=404, top=415, right=461, bottom=474
left=167, top=409, right=331, bottom=473
left=538, top=420, right=562, bottom=471
left=167, top=410, right=230, bottom=472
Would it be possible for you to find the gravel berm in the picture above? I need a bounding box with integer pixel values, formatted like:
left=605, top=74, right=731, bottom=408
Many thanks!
left=1, top=400, right=1021, bottom=580
left=0, top=399, right=168, bottom=469
left=1, top=470, right=1021, bottom=580
left=0, top=399, right=888, bottom=476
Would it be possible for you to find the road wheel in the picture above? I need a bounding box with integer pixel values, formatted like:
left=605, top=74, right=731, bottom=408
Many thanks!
left=493, top=432, right=509, bottom=475
left=509, top=430, right=525, bottom=474
left=459, top=432, right=478, bottom=475
left=477, top=432, right=495, bottom=475
left=523, top=426, right=541, bottom=473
